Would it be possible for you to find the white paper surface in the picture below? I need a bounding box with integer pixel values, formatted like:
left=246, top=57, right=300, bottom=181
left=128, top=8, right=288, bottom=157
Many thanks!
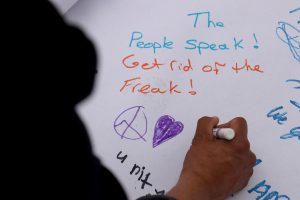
left=50, top=0, right=79, bottom=14
left=65, top=0, right=300, bottom=199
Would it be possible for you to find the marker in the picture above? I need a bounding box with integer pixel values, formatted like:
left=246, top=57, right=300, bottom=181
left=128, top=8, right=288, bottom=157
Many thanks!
left=213, top=128, right=235, bottom=140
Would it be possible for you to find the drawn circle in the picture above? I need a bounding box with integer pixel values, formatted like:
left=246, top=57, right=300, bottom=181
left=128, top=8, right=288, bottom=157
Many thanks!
left=114, top=106, right=147, bottom=141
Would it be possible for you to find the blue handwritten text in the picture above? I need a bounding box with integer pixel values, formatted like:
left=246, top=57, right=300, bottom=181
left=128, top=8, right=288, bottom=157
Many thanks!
left=248, top=180, right=290, bottom=200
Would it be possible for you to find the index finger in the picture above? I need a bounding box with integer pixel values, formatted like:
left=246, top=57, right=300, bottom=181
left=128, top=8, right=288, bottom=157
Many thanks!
left=194, top=116, right=219, bottom=141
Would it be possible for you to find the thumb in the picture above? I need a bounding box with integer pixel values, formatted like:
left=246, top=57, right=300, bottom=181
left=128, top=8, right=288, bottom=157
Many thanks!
left=194, top=116, right=219, bottom=141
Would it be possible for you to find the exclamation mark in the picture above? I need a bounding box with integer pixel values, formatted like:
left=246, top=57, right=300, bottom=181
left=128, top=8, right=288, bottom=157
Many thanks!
left=253, top=33, right=259, bottom=49
left=188, top=79, right=197, bottom=95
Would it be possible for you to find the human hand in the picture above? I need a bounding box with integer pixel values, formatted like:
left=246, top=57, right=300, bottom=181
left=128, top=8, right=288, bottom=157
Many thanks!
left=167, top=116, right=256, bottom=200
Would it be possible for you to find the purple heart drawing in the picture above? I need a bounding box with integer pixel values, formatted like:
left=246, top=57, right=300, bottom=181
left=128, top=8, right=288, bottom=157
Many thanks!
left=153, top=115, right=184, bottom=148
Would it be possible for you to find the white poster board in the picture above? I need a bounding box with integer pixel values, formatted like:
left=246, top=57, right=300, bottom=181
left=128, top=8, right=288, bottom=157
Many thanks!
left=65, top=0, right=300, bottom=199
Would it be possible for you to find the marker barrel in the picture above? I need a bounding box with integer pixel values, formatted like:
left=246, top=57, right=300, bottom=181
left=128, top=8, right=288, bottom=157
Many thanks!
left=213, top=128, right=235, bottom=140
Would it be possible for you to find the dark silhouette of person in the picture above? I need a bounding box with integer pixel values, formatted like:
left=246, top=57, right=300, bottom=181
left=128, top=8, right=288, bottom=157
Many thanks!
left=8, top=1, right=255, bottom=200
left=8, top=1, right=127, bottom=199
